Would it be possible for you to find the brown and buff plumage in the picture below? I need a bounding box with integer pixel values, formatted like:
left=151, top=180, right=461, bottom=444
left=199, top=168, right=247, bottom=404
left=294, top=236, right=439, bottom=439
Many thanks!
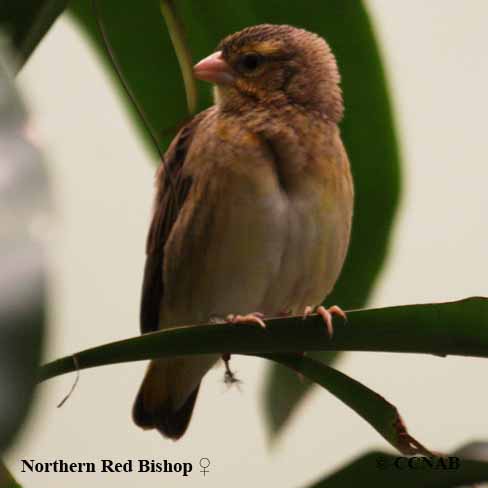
left=133, top=24, right=354, bottom=439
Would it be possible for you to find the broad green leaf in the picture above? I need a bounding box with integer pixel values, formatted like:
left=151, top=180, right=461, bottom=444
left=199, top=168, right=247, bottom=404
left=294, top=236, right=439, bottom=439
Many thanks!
left=0, top=0, right=69, bottom=69
left=0, top=45, right=47, bottom=453
left=69, top=0, right=401, bottom=438
left=308, top=451, right=488, bottom=488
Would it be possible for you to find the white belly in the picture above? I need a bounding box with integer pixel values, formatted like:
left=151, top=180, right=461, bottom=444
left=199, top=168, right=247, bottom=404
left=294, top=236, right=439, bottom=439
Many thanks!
left=201, top=185, right=344, bottom=319
left=162, top=178, right=348, bottom=326
left=260, top=189, right=345, bottom=314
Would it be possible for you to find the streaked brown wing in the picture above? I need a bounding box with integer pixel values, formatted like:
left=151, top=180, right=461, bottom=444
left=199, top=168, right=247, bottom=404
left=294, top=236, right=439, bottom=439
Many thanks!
left=140, top=111, right=208, bottom=333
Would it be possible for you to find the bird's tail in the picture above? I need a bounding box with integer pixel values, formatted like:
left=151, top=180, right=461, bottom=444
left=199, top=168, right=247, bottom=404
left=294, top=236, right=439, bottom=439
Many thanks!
left=132, top=355, right=217, bottom=439
left=132, top=359, right=200, bottom=439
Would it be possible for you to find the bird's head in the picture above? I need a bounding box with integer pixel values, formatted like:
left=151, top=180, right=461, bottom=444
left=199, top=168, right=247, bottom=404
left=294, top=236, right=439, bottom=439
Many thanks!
left=193, top=24, right=343, bottom=122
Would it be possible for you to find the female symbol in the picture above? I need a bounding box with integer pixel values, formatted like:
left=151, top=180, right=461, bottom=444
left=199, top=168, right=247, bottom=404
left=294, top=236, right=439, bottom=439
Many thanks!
left=199, top=457, right=211, bottom=476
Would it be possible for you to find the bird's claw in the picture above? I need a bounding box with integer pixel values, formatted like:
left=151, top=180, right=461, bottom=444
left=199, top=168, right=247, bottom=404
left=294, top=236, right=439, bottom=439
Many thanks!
left=226, top=312, right=266, bottom=328
left=303, top=305, right=347, bottom=338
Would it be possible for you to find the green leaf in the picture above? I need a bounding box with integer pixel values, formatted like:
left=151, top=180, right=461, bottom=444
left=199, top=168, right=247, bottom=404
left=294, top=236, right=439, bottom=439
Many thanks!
left=267, top=355, right=430, bottom=455
left=0, top=0, right=69, bottom=69
left=307, top=451, right=488, bottom=488
left=0, top=44, right=47, bottom=453
left=263, top=350, right=339, bottom=443
left=38, top=297, right=488, bottom=452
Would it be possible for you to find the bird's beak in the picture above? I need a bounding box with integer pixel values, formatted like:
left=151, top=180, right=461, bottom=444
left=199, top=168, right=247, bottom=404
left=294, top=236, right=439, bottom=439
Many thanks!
left=193, top=51, right=234, bottom=85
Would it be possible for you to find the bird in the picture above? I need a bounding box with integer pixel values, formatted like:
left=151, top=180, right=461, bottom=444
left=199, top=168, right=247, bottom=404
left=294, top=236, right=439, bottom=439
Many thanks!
left=132, top=24, right=354, bottom=440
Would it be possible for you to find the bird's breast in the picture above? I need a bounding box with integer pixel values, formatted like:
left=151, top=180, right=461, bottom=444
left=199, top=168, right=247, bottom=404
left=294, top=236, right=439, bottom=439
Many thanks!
left=162, top=115, right=352, bottom=323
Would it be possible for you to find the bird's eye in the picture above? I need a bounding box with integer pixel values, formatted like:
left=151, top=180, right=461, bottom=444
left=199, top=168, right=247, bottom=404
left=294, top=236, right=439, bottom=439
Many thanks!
left=238, top=52, right=264, bottom=73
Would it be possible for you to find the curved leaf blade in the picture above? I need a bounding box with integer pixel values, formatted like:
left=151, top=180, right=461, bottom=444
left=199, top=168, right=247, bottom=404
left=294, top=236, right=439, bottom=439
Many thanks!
left=267, top=355, right=431, bottom=455
left=38, top=297, right=488, bottom=378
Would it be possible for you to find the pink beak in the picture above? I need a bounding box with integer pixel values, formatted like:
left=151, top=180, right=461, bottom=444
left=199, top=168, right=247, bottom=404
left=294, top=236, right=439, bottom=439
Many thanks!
left=193, top=51, right=234, bottom=85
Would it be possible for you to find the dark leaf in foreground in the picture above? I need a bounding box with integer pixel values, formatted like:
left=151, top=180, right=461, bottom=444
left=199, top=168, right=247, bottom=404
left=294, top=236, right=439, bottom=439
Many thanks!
left=308, top=450, right=488, bottom=488
left=0, top=0, right=69, bottom=69
left=0, top=45, right=47, bottom=453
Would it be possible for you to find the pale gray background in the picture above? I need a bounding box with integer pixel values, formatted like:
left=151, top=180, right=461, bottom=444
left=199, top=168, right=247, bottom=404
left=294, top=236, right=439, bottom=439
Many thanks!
left=6, top=1, right=488, bottom=486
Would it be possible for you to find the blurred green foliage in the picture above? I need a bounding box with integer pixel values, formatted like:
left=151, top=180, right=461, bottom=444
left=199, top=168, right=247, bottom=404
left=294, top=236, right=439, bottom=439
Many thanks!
left=0, top=46, right=46, bottom=454
left=0, top=0, right=68, bottom=68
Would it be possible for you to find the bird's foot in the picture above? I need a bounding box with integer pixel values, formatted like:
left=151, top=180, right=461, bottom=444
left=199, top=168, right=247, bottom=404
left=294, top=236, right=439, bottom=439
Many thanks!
left=302, top=305, right=347, bottom=338
left=221, top=352, right=242, bottom=386
left=226, top=312, right=266, bottom=328
left=220, top=312, right=265, bottom=385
